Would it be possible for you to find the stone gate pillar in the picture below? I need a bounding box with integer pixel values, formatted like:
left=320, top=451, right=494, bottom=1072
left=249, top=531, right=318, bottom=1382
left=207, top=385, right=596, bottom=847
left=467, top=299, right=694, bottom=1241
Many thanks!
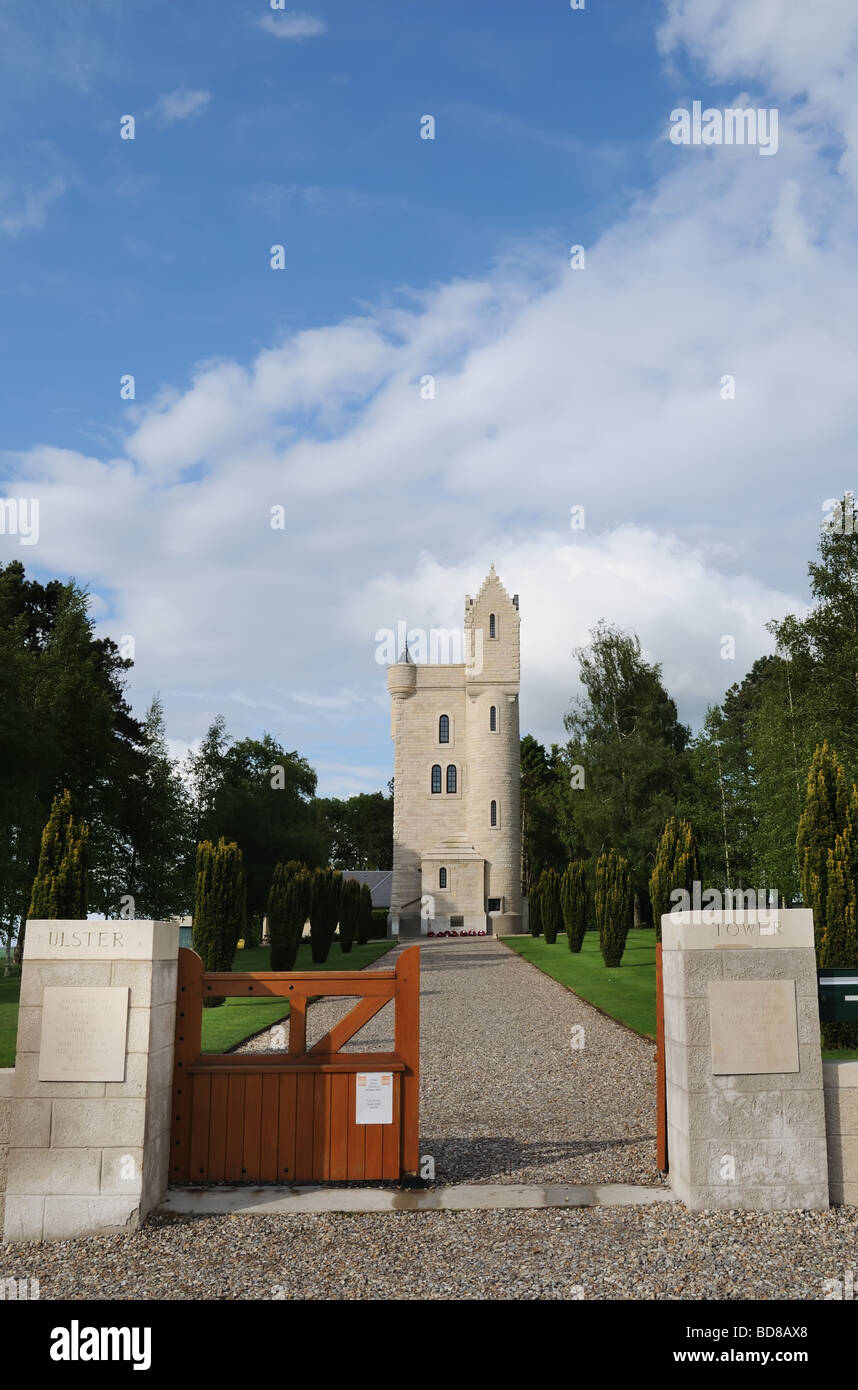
left=663, top=907, right=829, bottom=1211
left=2, top=920, right=178, bottom=1243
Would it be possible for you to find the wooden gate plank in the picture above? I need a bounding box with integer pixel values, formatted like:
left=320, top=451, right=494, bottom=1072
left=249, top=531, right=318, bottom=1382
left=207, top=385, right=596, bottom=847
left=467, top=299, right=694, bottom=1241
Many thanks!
left=278, top=1072, right=297, bottom=1182
left=260, top=1073, right=280, bottom=1182
left=312, top=1073, right=332, bottom=1181
left=207, top=1073, right=229, bottom=1183
left=189, top=1075, right=212, bottom=1182
left=224, top=1074, right=246, bottom=1181
left=329, top=1073, right=349, bottom=1180
left=394, top=945, right=420, bottom=1175
left=243, top=1074, right=263, bottom=1181
left=346, top=1074, right=365, bottom=1180
left=295, top=1073, right=314, bottom=1180
left=171, top=949, right=203, bottom=1184
left=381, top=1077, right=401, bottom=1180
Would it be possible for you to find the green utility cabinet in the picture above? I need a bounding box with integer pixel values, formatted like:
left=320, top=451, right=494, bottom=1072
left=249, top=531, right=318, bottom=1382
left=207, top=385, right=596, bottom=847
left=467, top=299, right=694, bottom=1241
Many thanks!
left=817, top=969, right=858, bottom=1022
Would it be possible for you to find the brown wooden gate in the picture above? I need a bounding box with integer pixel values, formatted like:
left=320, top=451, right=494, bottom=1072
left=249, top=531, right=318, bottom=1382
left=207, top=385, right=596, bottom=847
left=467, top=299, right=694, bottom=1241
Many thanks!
left=655, top=939, right=668, bottom=1172
left=170, top=945, right=419, bottom=1185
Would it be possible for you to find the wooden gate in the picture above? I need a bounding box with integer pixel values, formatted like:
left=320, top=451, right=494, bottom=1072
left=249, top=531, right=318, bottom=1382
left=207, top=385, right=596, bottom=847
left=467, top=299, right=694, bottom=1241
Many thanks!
left=655, top=940, right=668, bottom=1172
left=170, top=945, right=419, bottom=1185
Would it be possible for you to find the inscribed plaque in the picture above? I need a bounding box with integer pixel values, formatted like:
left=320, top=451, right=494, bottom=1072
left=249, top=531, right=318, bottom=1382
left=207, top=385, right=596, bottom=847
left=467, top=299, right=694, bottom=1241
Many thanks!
left=39, top=986, right=130, bottom=1082
left=709, top=979, right=799, bottom=1075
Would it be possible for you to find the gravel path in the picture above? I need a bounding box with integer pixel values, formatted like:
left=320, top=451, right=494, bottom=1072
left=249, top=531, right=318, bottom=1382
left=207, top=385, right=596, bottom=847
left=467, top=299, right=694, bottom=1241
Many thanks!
left=3, top=1207, right=856, bottom=1299
left=237, top=936, right=664, bottom=1188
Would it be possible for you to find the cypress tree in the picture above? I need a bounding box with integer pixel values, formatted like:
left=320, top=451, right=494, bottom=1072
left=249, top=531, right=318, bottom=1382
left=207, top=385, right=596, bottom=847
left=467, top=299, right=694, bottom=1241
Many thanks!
left=595, top=849, right=632, bottom=967
left=822, top=828, right=858, bottom=1049
left=193, top=838, right=246, bottom=1006
left=796, top=741, right=850, bottom=957
left=339, top=877, right=361, bottom=954
left=28, top=789, right=89, bottom=922
left=649, top=816, right=700, bottom=941
left=310, top=867, right=342, bottom=963
left=357, top=882, right=373, bottom=945
left=541, top=867, right=562, bottom=944
left=528, top=876, right=542, bottom=937
left=561, top=860, right=588, bottom=952
left=268, top=862, right=311, bottom=971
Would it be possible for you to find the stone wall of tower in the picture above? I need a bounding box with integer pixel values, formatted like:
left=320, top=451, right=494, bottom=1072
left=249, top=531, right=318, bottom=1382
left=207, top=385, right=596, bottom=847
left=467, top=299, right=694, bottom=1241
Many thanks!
left=464, top=571, right=522, bottom=929
left=388, top=663, right=468, bottom=933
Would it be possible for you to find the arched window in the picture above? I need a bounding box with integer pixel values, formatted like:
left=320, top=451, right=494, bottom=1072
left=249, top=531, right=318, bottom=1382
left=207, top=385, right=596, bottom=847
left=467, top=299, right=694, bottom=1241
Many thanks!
left=439, top=714, right=449, bottom=744
left=446, top=764, right=457, bottom=794
left=489, top=613, right=496, bottom=638
left=439, top=867, right=447, bottom=889
left=431, top=764, right=441, bottom=794
left=490, top=799, right=498, bottom=826
left=489, top=705, right=497, bottom=731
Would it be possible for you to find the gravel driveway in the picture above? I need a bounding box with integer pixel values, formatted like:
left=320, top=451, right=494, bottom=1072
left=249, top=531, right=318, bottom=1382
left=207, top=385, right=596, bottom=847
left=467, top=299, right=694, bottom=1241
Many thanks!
left=237, top=935, right=664, bottom=1188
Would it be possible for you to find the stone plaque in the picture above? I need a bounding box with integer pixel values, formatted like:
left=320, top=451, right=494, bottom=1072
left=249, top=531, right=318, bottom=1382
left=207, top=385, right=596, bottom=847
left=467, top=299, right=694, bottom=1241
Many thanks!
left=709, top=979, right=799, bottom=1075
left=39, top=987, right=130, bottom=1082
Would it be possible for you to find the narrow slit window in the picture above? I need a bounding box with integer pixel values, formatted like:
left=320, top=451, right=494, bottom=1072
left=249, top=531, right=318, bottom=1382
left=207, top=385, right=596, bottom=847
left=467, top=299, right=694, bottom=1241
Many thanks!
left=439, top=867, right=447, bottom=889
left=489, top=705, right=497, bottom=731
left=489, top=613, right=496, bottom=638
left=490, top=799, right=498, bottom=826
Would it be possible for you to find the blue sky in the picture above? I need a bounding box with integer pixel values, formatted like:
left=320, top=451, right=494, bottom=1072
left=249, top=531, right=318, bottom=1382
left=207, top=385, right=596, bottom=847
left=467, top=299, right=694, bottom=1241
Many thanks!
left=2, top=1, right=858, bottom=796
left=2, top=1, right=666, bottom=453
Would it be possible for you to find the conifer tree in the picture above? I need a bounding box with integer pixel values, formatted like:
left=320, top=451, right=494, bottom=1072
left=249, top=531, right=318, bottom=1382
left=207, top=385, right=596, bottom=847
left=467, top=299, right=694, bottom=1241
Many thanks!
left=339, top=876, right=361, bottom=954
left=310, top=867, right=342, bottom=963
left=561, top=859, right=588, bottom=952
left=796, top=742, right=851, bottom=956
left=649, top=816, right=700, bottom=941
left=267, top=862, right=311, bottom=971
left=595, top=849, right=632, bottom=967
left=28, top=789, right=89, bottom=922
left=193, top=838, right=246, bottom=1005
left=541, top=867, right=562, bottom=944
left=822, top=828, right=858, bottom=1048
left=357, top=882, right=373, bottom=945
left=528, top=875, right=542, bottom=937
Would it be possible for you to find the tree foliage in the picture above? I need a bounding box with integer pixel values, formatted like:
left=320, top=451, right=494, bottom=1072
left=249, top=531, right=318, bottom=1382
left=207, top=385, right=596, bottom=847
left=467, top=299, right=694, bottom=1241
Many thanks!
left=267, top=861, right=311, bottom=972
left=192, top=838, right=246, bottom=1004
left=28, top=789, right=89, bottom=922
left=561, top=859, right=589, bottom=953
left=595, top=849, right=632, bottom=967
left=649, top=816, right=700, bottom=942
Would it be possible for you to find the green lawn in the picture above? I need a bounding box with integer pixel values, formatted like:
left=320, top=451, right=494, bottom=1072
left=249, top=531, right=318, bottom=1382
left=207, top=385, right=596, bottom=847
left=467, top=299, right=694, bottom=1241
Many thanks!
left=0, top=965, right=22, bottom=1069
left=500, top=929, right=858, bottom=1060
left=0, top=940, right=395, bottom=1066
left=501, top=929, right=658, bottom=1038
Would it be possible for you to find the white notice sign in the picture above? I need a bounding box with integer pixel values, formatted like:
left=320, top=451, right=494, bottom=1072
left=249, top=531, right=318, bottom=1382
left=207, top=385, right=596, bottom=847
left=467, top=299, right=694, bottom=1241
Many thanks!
left=39, top=987, right=130, bottom=1082
left=355, top=1072, right=393, bottom=1125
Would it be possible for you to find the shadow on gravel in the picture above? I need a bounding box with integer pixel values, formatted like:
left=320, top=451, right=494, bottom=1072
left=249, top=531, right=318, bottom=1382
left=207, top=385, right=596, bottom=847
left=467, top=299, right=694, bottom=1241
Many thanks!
left=420, top=1134, right=658, bottom=1183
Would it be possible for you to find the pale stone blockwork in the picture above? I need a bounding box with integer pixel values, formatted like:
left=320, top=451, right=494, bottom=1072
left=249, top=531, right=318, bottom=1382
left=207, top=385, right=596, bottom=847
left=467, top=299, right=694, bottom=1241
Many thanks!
left=387, top=566, right=522, bottom=936
left=663, top=909, right=829, bottom=1211
left=824, top=1060, right=858, bottom=1206
left=2, top=920, right=178, bottom=1243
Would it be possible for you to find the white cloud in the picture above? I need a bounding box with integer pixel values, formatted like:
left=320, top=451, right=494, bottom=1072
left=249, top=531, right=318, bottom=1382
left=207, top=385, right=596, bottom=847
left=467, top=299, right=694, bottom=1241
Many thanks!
left=257, top=12, right=327, bottom=41
left=153, top=89, right=212, bottom=124
left=0, top=178, right=66, bottom=235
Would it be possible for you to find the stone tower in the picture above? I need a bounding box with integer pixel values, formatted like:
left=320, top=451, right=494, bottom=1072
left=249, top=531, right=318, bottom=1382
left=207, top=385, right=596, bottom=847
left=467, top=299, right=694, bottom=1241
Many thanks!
left=387, top=566, right=522, bottom=937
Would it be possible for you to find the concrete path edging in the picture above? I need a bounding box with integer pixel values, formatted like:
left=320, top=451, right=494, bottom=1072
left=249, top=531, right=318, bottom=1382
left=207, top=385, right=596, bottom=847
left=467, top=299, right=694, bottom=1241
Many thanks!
left=160, top=1183, right=676, bottom=1215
